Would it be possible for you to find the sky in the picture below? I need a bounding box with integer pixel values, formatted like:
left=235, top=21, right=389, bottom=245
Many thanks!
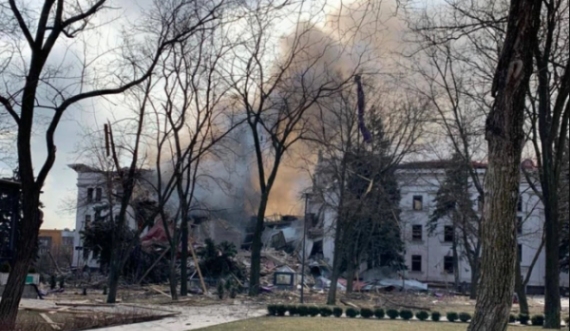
left=0, top=0, right=439, bottom=230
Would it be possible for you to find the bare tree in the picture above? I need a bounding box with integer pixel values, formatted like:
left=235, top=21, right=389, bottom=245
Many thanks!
left=0, top=0, right=224, bottom=326
left=305, top=78, right=426, bottom=304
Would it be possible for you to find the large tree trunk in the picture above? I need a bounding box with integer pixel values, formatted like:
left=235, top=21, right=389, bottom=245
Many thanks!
left=346, top=259, right=356, bottom=294
left=169, top=247, right=179, bottom=301
left=0, top=193, right=41, bottom=330
left=180, top=218, right=189, bottom=297
left=248, top=194, right=269, bottom=297
left=452, top=236, right=460, bottom=291
left=543, top=203, right=561, bottom=328
left=467, top=1, right=541, bottom=330
left=515, top=257, right=530, bottom=316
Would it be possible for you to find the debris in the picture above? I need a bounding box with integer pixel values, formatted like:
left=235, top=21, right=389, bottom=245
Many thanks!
left=137, top=247, right=170, bottom=284
left=39, top=313, right=61, bottom=330
left=150, top=286, right=172, bottom=298
left=340, top=299, right=360, bottom=308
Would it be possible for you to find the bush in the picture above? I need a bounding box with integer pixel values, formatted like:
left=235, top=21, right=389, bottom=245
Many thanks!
left=459, top=312, right=472, bottom=323
left=400, top=310, right=413, bottom=321
left=298, top=306, right=309, bottom=317
left=333, top=307, right=343, bottom=318
left=374, top=308, right=385, bottom=319
left=28, top=266, right=37, bottom=274
left=431, top=311, right=441, bottom=322
left=531, top=315, right=544, bottom=326
left=308, top=306, right=320, bottom=317
left=267, top=305, right=277, bottom=316
left=416, top=311, right=429, bottom=321
left=229, top=287, right=237, bottom=299
left=361, top=308, right=374, bottom=319
left=288, top=306, right=299, bottom=316
left=276, top=305, right=287, bottom=317
left=447, top=312, right=459, bottom=322
left=320, top=307, right=333, bottom=318
left=509, top=315, right=517, bottom=323
left=518, top=314, right=530, bottom=325
left=346, top=308, right=360, bottom=318
left=564, top=316, right=569, bottom=327
left=58, top=276, right=65, bottom=289
left=0, top=263, right=10, bottom=273
left=387, top=309, right=399, bottom=320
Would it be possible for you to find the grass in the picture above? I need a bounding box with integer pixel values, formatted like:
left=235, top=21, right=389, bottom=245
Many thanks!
left=194, top=317, right=546, bottom=331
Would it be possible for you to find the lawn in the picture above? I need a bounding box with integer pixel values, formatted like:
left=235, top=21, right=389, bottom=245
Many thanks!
left=195, top=318, right=546, bottom=331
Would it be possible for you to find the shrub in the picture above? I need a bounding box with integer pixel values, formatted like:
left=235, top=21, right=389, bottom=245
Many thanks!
left=400, top=310, right=413, bottom=321
left=361, top=308, right=374, bottom=319
left=564, top=316, right=569, bottom=327
left=447, top=312, right=459, bottom=322
left=431, top=311, right=441, bottom=322
left=0, top=263, right=10, bottom=273
left=459, top=312, right=472, bottom=323
left=298, top=306, right=309, bottom=317
left=387, top=309, right=399, bottom=320
left=320, top=307, right=333, bottom=318
left=229, top=287, right=237, bottom=299
left=531, top=315, right=544, bottom=326
left=333, top=307, right=343, bottom=318
left=518, top=314, right=530, bottom=325
left=288, top=306, right=299, bottom=316
left=346, top=308, right=360, bottom=318
left=59, top=276, right=65, bottom=289
left=267, top=305, right=277, bottom=316
left=276, top=305, right=287, bottom=317
left=308, top=306, right=320, bottom=317
left=416, top=311, right=429, bottom=321
left=509, top=315, right=516, bottom=323
left=28, top=266, right=37, bottom=274
left=374, top=308, right=385, bottom=319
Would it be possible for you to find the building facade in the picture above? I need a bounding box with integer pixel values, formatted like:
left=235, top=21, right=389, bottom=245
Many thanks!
left=308, top=160, right=569, bottom=293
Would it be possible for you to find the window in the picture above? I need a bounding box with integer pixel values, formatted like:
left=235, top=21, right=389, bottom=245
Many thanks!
left=517, top=195, right=523, bottom=212
left=517, top=217, right=523, bottom=235
left=412, top=225, right=423, bottom=241
left=84, top=214, right=92, bottom=228
left=95, top=188, right=103, bottom=202
left=444, top=226, right=455, bottom=243
left=518, top=244, right=523, bottom=263
left=411, top=255, right=422, bottom=272
left=87, top=188, right=94, bottom=203
left=444, top=256, right=454, bottom=274
left=413, top=196, right=423, bottom=211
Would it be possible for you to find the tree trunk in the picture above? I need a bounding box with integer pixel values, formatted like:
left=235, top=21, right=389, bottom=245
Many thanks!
left=467, top=1, right=540, bottom=330
left=248, top=194, right=269, bottom=297
left=327, top=222, right=344, bottom=305
left=0, top=193, right=41, bottom=330
left=452, top=237, right=460, bottom=291
left=470, top=264, right=478, bottom=300
left=543, top=204, right=561, bottom=328
left=515, top=258, right=530, bottom=316
left=180, top=218, right=189, bottom=297
left=346, top=259, right=356, bottom=294
left=169, top=246, right=179, bottom=301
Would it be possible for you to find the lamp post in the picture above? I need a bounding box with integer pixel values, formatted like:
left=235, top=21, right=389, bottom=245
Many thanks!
left=301, top=193, right=311, bottom=304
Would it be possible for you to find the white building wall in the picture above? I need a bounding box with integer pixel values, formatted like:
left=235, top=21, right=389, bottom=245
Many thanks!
left=314, top=166, right=556, bottom=290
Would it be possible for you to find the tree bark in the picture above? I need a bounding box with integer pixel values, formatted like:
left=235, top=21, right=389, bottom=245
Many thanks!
left=515, top=257, right=530, bottom=316
left=543, top=203, right=561, bottom=328
left=470, top=265, right=478, bottom=300
left=248, top=194, right=269, bottom=296
left=180, top=218, right=189, bottom=297
left=467, top=0, right=541, bottom=330
left=327, top=221, right=344, bottom=305
left=0, top=193, right=41, bottom=330
left=346, top=259, right=356, bottom=294
left=169, top=246, right=179, bottom=301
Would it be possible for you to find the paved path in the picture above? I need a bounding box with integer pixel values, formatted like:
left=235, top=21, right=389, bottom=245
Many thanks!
left=94, top=304, right=266, bottom=331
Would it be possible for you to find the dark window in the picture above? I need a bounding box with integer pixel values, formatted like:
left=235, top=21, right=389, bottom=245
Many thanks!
left=444, top=256, right=454, bottom=274
left=412, top=225, right=423, bottom=241
left=411, top=255, right=422, bottom=272
left=95, top=188, right=103, bottom=202
left=517, top=195, right=523, bottom=212
left=517, top=217, right=523, bottom=235
left=518, top=244, right=523, bottom=263
left=413, top=196, right=423, bottom=211
left=444, top=226, right=455, bottom=243
left=87, top=188, right=94, bottom=203
left=84, top=214, right=92, bottom=228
